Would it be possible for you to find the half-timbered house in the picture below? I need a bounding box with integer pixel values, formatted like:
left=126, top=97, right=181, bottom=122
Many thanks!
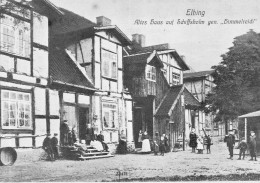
left=124, top=35, right=201, bottom=150
left=0, top=0, right=62, bottom=148
left=45, top=7, right=133, bottom=151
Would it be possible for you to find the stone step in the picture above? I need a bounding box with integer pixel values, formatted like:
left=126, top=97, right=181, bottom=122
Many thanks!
left=81, top=151, right=109, bottom=156
left=78, top=154, right=114, bottom=160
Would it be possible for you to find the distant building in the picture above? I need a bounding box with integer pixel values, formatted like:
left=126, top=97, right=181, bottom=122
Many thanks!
left=183, top=70, right=219, bottom=136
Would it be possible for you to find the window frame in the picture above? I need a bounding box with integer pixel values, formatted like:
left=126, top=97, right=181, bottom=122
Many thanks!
left=102, top=102, right=118, bottom=129
left=101, top=49, right=118, bottom=80
left=0, top=14, right=31, bottom=59
left=1, top=90, right=32, bottom=130
left=145, top=65, right=156, bottom=82
left=172, top=72, right=180, bottom=85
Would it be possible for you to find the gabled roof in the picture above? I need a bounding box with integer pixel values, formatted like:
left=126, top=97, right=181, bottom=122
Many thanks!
left=50, top=7, right=96, bottom=36
left=184, top=88, right=201, bottom=107
left=126, top=43, right=170, bottom=55
left=125, top=43, right=189, bottom=71
left=49, top=7, right=131, bottom=46
left=49, top=47, right=95, bottom=91
left=155, top=85, right=184, bottom=117
left=238, top=111, right=260, bottom=118
left=184, top=70, right=214, bottom=80
left=123, top=51, right=163, bottom=68
left=155, top=85, right=201, bottom=117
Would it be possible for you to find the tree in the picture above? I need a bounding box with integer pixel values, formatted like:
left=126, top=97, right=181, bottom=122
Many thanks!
left=207, top=30, right=260, bottom=134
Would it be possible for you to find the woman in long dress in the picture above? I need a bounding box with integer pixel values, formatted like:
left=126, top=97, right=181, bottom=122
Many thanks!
left=141, top=131, right=151, bottom=152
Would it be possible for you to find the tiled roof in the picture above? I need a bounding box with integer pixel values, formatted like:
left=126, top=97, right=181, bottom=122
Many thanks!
left=183, top=70, right=214, bottom=79
left=49, top=47, right=95, bottom=91
left=126, top=43, right=170, bottom=55
left=184, top=88, right=200, bottom=107
left=123, top=52, right=152, bottom=65
left=155, top=85, right=184, bottom=117
left=50, top=8, right=97, bottom=36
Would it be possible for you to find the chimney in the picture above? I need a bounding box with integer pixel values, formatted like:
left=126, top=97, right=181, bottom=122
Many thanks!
left=96, top=16, right=111, bottom=26
left=180, top=55, right=186, bottom=62
left=132, top=34, right=145, bottom=47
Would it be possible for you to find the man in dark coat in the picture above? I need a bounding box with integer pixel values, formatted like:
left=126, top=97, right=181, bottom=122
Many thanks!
left=60, top=120, right=69, bottom=146
left=51, top=133, right=59, bottom=160
left=86, top=124, right=94, bottom=145
left=224, top=130, right=236, bottom=160
left=42, top=133, right=54, bottom=161
left=249, top=131, right=257, bottom=161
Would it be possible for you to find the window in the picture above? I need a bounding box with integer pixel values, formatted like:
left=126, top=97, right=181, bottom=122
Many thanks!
left=1, top=90, right=32, bottom=129
left=172, top=73, right=180, bottom=85
left=146, top=65, right=156, bottom=81
left=0, top=14, right=31, bottom=58
left=102, top=49, right=117, bottom=79
left=102, top=102, right=117, bottom=129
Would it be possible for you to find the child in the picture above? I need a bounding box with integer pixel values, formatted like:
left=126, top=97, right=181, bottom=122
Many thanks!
left=159, top=135, right=166, bottom=156
left=237, top=138, right=248, bottom=160
left=197, top=135, right=204, bottom=154
left=51, top=133, right=59, bottom=160
left=205, top=135, right=212, bottom=154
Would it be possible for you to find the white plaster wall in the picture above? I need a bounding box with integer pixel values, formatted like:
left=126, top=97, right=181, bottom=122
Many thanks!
left=49, top=90, right=60, bottom=116
left=35, top=118, right=47, bottom=147
left=33, top=13, right=48, bottom=47
left=34, top=87, right=46, bottom=115
left=33, top=47, right=48, bottom=78
left=19, top=134, right=33, bottom=147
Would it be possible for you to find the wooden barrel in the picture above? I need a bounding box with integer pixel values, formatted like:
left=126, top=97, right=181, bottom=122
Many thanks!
left=0, top=147, right=17, bottom=166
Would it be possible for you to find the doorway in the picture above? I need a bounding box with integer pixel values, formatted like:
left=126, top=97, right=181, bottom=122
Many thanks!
left=79, top=107, right=89, bottom=140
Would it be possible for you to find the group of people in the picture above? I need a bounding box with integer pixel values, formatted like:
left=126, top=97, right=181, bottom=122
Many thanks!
left=189, top=128, right=212, bottom=154
left=60, top=120, right=77, bottom=146
left=153, top=132, right=169, bottom=156
left=42, top=133, right=59, bottom=161
left=225, top=130, right=257, bottom=161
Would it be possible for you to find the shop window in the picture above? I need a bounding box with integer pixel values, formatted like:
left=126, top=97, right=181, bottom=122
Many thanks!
left=1, top=90, right=31, bottom=129
left=0, top=14, right=31, bottom=58
left=146, top=65, right=156, bottom=82
left=102, top=49, right=117, bottom=79
left=102, top=102, right=117, bottom=129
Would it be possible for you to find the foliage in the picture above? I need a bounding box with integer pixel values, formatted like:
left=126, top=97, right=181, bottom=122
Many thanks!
left=207, top=30, right=260, bottom=123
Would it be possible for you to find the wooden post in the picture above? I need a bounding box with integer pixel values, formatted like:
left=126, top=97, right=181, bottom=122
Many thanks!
left=245, top=118, right=247, bottom=142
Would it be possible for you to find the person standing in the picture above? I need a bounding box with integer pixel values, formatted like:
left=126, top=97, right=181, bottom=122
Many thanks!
left=205, top=134, right=212, bottom=154
left=138, top=130, right=143, bottom=148
left=51, top=133, right=59, bottom=160
left=237, top=138, right=247, bottom=160
left=42, top=133, right=54, bottom=161
left=60, top=120, right=69, bottom=146
left=86, top=124, right=94, bottom=145
left=224, top=130, right=236, bottom=160
left=189, top=128, right=197, bottom=153
left=197, top=135, right=204, bottom=154
left=97, top=131, right=109, bottom=152
left=154, top=132, right=160, bottom=155
left=117, top=130, right=127, bottom=154
left=159, top=134, right=166, bottom=156
left=249, top=131, right=257, bottom=161
left=141, top=131, right=151, bottom=152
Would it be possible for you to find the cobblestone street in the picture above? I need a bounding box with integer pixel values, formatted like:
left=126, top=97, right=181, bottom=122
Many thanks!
left=1, top=139, right=260, bottom=182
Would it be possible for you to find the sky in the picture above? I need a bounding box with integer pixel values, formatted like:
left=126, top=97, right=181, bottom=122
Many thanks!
left=49, top=0, right=260, bottom=71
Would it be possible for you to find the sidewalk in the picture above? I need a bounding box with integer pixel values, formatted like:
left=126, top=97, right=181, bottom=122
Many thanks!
left=0, top=141, right=259, bottom=182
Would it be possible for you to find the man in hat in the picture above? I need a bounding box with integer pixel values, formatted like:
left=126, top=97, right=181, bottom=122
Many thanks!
left=249, top=131, right=257, bottom=161
left=225, top=130, right=236, bottom=160
left=42, top=133, right=54, bottom=161
left=51, top=133, right=59, bottom=160
left=60, top=120, right=69, bottom=146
